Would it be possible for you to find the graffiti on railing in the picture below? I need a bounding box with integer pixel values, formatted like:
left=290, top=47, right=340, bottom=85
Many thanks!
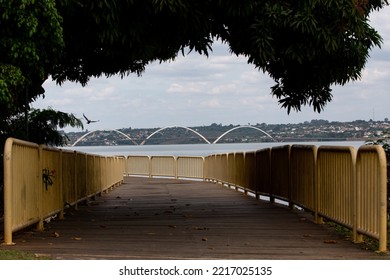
left=42, top=168, right=55, bottom=190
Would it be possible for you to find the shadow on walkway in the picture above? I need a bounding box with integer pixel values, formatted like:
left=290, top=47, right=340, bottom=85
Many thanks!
left=1, top=177, right=388, bottom=260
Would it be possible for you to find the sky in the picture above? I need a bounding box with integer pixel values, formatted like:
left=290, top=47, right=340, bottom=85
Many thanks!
left=34, top=6, right=390, bottom=132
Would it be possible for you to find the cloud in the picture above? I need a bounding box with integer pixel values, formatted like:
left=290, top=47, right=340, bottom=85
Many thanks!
left=42, top=97, right=73, bottom=107
left=167, top=82, right=208, bottom=94
left=359, top=64, right=390, bottom=85
left=210, top=83, right=239, bottom=95
left=89, top=86, right=118, bottom=101
left=200, top=98, right=222, bottom=109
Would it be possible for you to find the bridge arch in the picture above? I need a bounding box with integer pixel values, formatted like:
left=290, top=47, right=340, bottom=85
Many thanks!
left=212, top=125, right=275, bottom=144
left=71, top=129, right=138, bottom=146
left=141, top=126, right=211, bottom=145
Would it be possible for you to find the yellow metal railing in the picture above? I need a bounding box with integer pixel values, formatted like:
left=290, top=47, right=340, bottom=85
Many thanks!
left=270, top=145, right=291, bottom=203
left=4, top=139, right=41, bottom=235
left=255, top=148, right=271, bottom=198
left=356, top=145, right=388, bottom=252
left=3, top=138, right=124, bottom=245
left=203, top=144, right=388, bottom=252
left=150, top=156, right=176, bottom=178
left=177, top=156, right=205, bottom=179
left=316, top=146, right=356, bottom=229
left=127, top=155, right=150, bottom=177
left=126, top=155, right=205, bottom=179
left=3, top=139, right=387, bottom=252
left=290, top=145, right=317, bottom=212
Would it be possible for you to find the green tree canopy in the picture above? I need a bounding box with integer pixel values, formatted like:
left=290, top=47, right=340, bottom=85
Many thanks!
left=0, top=106, right=83, bottom=212
left=1, top=0, right=389, bottom=120
left=1, top=107, right=83, bottom=146
left=52, top=0, right=388, bottom=113
left=0, top=0, right=63, bottom=119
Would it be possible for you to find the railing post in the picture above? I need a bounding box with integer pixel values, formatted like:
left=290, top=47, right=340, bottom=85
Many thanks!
left=148, top=156, right=152, bottom=178
left=3, top=138, right=15, bottom=245
left=174, top=157, right=178, bottom=179
left=74, top=151, right=79, bottom=210
left=350, top=148, right=361, bottom=245
left=353, top=151, right=363, bottom=244
left=58, top=149, right=65, bottom=220
left=314, top=149, right=322, bottom=224
left=314, top=173, right=323, bottom=225
left=84, top=153, right=88, bottom=201
left=36, top=145, right=44, bottom=232
left=378, top=155, right=388, bottom=253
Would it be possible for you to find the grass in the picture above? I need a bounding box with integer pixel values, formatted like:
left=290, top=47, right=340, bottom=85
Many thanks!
left=0, top=248, right=51, bottom=260
left=359, top=221, right=390, bottom=254
left=327, top=220, right=390, bottom=254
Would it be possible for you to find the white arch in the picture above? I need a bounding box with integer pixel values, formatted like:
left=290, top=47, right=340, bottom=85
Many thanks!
left=112, top=129, right=139, bottom=145
left=71, top=129, right=138, bottom=146
left=141, top=126, right=211, bottom=145
left=212, top=125, right=275, bottom=144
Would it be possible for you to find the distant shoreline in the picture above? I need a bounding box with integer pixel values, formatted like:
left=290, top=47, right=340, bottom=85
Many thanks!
left=63, top=119, right=389, bottom=146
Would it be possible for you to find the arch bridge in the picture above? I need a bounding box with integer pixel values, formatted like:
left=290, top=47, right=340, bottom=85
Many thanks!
left=140, top=126, right=211, bottom=145
left=212, top=125, right=276, bottom=143
left=70, top=125, right=276, bottom=146
left=71, top=129, right=138, bottom=146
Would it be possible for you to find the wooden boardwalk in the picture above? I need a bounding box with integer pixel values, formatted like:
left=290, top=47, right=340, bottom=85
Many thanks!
left=2, top=177, right=389, bottom=260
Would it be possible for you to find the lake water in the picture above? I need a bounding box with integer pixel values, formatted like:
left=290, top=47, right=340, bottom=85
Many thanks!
left=64, top=141, right=366, bottom=157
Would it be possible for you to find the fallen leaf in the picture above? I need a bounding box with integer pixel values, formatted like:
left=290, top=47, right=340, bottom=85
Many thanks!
left=202, top=237, right=208, bottom=241
left=193, top=226, right=209, bottom=231
left=34, top=253, right=50, bottom=258
left=324, top=240, right=337, bottom=244
left=72, top=237, right=82, bottom=241
left=53, top=232, right=60, bottom=238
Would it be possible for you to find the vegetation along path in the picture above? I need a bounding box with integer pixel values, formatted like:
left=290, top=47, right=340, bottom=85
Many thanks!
left=1, top=177, right=389, bottom=260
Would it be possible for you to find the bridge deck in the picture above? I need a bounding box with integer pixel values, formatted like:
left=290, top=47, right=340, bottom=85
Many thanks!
left=2, top=177, right=388, bottom=260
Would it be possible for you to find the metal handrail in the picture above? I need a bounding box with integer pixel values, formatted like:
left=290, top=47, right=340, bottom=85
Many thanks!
left=3, top=138, right=387, bottom=252
left=3, top=138, right=124, bottom=245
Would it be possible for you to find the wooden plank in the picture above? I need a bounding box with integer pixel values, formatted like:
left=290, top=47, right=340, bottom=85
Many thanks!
left=2, top=177, right=387, bottom=259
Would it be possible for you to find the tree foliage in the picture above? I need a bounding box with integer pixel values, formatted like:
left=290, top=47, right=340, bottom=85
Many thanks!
left=0, top=107, right=83, bottom=147
left=0, top=0, right=389, bottom=123
left=0, top=0, right=64, bottom=120
left=0, top=107, right=83, bottom=212
left=52, top=0, right=388, bottom=113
